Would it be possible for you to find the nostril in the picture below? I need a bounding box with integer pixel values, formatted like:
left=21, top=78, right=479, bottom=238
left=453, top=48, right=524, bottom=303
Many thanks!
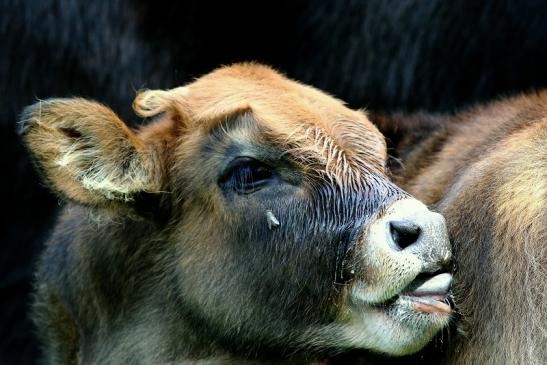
left=389, top=220, right=421, bottom=250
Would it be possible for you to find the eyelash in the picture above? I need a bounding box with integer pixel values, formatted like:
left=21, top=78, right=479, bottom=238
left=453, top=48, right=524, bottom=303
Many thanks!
left=218, top=157, right=275, bottom=194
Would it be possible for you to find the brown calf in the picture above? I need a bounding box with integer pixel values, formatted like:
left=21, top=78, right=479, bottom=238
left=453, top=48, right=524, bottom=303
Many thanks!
left=22, top=64, right=453, bottom=364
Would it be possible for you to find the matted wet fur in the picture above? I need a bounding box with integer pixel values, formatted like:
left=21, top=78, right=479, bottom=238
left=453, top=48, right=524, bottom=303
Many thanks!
left=21, top=64, right=454, bottom=364
left=359, top=93, right=546, bottom=364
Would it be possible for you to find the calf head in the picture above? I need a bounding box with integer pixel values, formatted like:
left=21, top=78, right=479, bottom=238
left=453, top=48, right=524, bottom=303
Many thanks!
left=22, top=64, right=453, bottom=358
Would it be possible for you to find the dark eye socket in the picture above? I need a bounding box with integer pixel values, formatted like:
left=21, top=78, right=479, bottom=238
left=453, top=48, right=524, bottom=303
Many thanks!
left=218, top=157, right=275, bottom=194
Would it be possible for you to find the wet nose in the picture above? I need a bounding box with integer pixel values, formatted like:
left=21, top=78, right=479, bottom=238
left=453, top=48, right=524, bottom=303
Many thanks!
left=387, top=209, right=452, bottom=272
left=389, top=220, right=421, bottom=250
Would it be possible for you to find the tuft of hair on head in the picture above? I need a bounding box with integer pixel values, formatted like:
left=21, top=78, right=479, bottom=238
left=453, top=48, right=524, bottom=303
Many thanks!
left=132, top=87, right=189, bottom=118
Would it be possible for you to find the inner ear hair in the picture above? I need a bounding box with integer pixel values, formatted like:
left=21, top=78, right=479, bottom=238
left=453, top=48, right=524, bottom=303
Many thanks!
left=20, top=98, right=163, bottom=207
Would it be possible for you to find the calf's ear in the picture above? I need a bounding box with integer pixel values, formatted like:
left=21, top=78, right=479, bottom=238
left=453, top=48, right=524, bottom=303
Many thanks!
left=20, top=98, right=167, bottom=207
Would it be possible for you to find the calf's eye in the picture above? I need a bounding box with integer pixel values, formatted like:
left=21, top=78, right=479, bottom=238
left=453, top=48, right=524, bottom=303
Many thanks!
left=218, top=157, right=275, bottom=194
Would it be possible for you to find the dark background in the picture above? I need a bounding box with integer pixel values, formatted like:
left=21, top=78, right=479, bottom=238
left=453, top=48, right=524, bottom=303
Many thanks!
left=2, top=1, right=547, bottom=364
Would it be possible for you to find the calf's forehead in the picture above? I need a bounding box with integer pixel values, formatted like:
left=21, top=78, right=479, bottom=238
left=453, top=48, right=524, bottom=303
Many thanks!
left=185, top=64, right=372, bottom=127
left=178, top=64, right=388, bottom=174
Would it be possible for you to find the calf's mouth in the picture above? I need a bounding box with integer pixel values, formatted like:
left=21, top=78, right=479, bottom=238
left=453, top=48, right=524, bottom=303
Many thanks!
left=399, top=272, right=453, bottom=313
left=368, top=271, right=453, bottom=314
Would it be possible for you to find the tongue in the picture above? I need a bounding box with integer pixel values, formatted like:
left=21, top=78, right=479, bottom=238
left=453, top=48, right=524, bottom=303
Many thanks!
left=410, top=296, right=452, bottom=313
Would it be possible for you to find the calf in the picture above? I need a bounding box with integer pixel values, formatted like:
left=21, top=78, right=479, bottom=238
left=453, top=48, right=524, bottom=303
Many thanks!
left=369, top=93, right=547, bottom=364
left=22, top=64, right=452, bottom=364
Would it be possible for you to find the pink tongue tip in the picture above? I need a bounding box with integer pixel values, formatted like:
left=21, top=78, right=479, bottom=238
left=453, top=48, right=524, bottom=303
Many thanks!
left=410, top=296, right=452, bottom=313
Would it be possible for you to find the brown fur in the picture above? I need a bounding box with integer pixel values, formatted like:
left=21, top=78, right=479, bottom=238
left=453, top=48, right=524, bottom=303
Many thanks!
left=368, top=92, right=547, bottom=364
left=133, top=63, right=388, bottom=188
